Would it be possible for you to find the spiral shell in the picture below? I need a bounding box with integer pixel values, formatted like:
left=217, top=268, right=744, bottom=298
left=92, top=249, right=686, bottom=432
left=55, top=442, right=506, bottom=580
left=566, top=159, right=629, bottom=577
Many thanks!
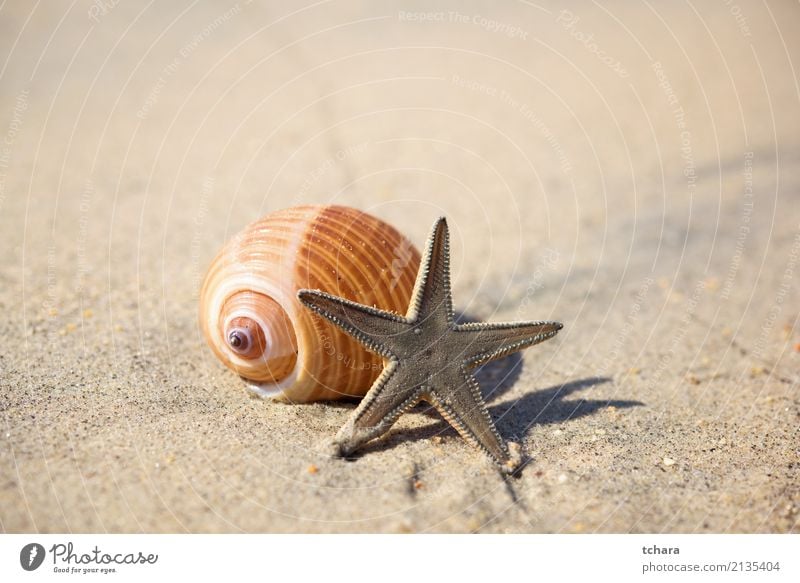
left=199, top=205, right=421, bottom=402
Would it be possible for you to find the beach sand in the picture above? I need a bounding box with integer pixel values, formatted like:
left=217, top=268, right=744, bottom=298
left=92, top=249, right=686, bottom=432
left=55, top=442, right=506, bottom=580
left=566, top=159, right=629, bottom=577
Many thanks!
left=1, top=0, right=798, bottom=532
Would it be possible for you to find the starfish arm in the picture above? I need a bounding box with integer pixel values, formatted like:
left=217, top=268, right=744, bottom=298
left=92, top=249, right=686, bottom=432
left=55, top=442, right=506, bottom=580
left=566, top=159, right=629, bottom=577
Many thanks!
left=297, top=289, right=409, bottom=358
left=406, top=217, right=454, bottom=323
left=331, top=360, right=424, bottom=456
left=457, top=320, right=563, bottom=367
left=429, top=366, right=517, bottom=472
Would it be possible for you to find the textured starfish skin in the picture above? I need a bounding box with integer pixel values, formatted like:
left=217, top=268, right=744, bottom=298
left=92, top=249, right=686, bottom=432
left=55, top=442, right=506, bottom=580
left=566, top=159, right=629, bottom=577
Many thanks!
left=298, top=218, right=562, bottom=473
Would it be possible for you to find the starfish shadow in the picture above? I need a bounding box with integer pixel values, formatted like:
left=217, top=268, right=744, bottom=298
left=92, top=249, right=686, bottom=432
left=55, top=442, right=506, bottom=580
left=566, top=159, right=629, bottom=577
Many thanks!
left=353, top=375, right=643, bottom=457
left=321, top=310, right=642, bottom=463
left=490, top=376, right=643, bottom=438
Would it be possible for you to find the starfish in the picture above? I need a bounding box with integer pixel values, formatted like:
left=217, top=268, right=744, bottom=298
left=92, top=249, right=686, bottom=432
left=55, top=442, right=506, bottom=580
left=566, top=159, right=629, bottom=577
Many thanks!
left=297, top=217, right=562, bottom=473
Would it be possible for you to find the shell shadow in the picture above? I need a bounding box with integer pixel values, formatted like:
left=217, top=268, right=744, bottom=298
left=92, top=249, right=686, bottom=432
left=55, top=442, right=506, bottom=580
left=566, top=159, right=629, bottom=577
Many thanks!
left=456, top=309, right=524, bottom=403
left=473, top=352, right=524, bottom=403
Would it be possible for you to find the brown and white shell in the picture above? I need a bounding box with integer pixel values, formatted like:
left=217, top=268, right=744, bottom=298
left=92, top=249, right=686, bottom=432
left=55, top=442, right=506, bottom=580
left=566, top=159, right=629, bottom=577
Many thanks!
left=199, top=205, right=421, bottom=402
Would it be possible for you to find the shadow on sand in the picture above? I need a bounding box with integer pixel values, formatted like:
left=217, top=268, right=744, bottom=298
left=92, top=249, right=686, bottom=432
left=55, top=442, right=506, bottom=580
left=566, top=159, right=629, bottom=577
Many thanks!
left=353, top=353, right=643, bottom=457
left=327, top=311, right=643, bottom=460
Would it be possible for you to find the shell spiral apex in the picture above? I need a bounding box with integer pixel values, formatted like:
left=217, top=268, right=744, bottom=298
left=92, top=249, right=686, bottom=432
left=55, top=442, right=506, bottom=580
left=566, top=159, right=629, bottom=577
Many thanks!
left=199, top=205, right=421, bottom=403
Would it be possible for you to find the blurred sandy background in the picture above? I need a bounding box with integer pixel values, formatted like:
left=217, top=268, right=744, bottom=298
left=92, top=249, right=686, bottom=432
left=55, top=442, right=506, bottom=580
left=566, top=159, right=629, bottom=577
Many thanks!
left=1, top=0, right=798, bottom=532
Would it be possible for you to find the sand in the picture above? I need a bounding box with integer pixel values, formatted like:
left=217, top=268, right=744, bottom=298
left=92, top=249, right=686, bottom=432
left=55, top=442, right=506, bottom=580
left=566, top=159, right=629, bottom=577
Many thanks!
left=0, top=0, right=798, bottom=533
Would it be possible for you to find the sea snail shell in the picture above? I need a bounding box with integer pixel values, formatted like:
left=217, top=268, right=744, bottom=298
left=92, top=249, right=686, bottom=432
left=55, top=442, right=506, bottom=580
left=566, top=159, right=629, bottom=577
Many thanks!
left=199, top=205, right=421, bottom=402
